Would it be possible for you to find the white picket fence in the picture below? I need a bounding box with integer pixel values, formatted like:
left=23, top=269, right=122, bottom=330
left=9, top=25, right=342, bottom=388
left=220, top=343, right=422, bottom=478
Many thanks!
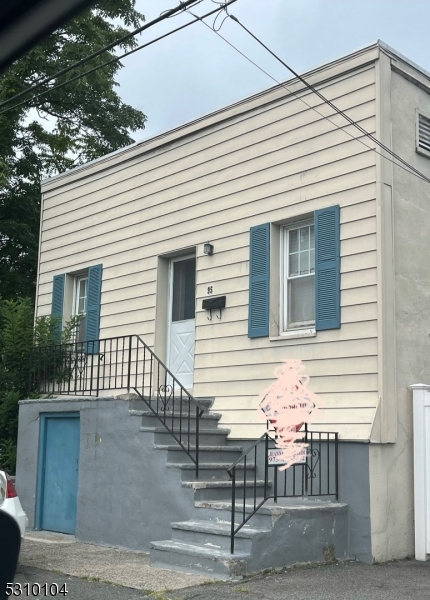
left=410, top=383, right=430, bottom=560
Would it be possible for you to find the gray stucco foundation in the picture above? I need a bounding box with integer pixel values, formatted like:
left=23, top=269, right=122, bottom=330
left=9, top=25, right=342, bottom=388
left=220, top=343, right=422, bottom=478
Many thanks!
left=15, top=397, right=372, bottom=562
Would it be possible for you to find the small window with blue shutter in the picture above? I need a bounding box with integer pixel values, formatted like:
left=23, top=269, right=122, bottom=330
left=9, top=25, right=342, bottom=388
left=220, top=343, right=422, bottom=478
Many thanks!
left=51, top=266, right=102, bottom=351
left=248, top=223, right=270, bottom=338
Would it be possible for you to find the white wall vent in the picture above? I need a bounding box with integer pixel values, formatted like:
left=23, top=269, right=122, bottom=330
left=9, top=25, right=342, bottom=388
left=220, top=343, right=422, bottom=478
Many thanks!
left=417, top=112, right=430, bottom=157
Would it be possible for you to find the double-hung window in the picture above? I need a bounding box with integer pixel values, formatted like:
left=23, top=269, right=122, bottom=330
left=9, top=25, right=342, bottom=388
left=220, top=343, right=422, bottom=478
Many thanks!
left=283, top=221, right=315, bottom=331
left=248, top=205, right=340, bottom=339
left=51, top=264, right=102, bottom=350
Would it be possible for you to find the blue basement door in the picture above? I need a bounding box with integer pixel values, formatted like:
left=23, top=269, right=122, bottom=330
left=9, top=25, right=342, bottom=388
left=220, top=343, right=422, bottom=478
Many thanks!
left=39, top=415, right=80, bottom=534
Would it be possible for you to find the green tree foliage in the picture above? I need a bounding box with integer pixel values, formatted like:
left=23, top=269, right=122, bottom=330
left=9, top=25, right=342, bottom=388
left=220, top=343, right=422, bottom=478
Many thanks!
left=0, top=0, right=147, bottom=300
left=0, top=298, right=83, bottom=471
left=0, top=1, right=148, bottom=469
left=0, top=298, right=34, bottom=471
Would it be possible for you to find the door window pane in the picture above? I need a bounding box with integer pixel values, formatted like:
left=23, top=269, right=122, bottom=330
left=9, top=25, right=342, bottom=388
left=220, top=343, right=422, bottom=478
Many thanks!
left=172, top=258, right=196, bottom=322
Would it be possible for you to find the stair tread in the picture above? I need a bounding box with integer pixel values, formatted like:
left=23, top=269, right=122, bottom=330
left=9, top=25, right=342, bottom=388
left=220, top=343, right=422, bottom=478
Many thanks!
left=171, top=520, right=271, bottom=537
left=195, top=499, right=347, bottom=513
left=140, top=427, right=230, bottom=435
left=166, top=462, right=254, bottom=470
left=130, top=409, right=221, bottom=420
left=182, top=480, right=268, bottom=489
left=150, top=539, right=250, bottom=559
left=154, top=445, right=243, bottom=451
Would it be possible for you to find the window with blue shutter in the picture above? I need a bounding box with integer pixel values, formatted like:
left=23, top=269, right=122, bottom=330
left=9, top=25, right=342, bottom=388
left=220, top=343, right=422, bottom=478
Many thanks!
left=51, top=274, right=65, bottom=342
left=248, top=223, right=270, bottom=338
left=85, top=264, right=102, bottom=353
left=315, top=205, right=340, bottom=330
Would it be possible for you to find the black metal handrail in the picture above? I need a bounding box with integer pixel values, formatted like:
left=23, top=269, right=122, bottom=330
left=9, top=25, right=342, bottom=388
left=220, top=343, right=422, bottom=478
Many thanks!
left=28, top=334, right=204, bottom=477
left=227, top=425, right=339, bottom=553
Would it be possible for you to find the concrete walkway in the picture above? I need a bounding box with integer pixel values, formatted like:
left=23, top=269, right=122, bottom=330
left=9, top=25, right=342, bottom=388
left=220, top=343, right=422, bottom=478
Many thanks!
left=21, top=532, right=215, bottom=592
left=19, top=532, right=430, bottom=599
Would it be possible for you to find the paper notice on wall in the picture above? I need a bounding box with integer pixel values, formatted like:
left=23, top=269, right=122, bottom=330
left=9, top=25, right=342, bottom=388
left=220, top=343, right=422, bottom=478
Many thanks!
left=268, top=447, right=307, bottom=466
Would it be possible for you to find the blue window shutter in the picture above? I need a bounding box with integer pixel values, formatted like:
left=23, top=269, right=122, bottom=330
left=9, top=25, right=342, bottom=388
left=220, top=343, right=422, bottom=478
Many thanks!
left=51, top=274, right=65, bottom=342
left=248, top=223, right=270, bottom=338
left=315, top=205, right=340, bottom=330
left=85, top=264, right=102, bottom=353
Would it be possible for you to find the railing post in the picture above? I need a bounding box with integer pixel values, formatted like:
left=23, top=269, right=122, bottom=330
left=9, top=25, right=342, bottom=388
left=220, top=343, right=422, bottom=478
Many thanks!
left=27, top=349, right=33, bottom=396
left=264, top=433, right=269, bottom=499
left=334, top=432, right=339, bottom=500
left=195, top=404, right=200, bottom=479
left=127, top=336, right=132, bottom=392
left=231, top=468, right=236, bottom=554
left=96, top=341, right=101, bottom=397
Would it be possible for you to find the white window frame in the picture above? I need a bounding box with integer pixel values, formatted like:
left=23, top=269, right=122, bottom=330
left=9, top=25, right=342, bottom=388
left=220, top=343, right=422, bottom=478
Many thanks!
left=72, top=274, right=88, bottom=342
left=281, top=219, right=315, bottom=333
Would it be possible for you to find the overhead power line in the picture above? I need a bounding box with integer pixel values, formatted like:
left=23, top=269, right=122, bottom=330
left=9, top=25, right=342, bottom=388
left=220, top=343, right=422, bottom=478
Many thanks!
left=0, top=0, right=210, bottom=113
left=0, top=0, right=238, bottom=117
left=229, top=16, right=430, bottom=184
left=188, top=6, right=430, bottom=185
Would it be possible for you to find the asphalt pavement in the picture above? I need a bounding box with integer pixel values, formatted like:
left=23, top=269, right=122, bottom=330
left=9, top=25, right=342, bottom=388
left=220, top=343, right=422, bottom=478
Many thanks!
left=14, top=532, right=430, bottom=600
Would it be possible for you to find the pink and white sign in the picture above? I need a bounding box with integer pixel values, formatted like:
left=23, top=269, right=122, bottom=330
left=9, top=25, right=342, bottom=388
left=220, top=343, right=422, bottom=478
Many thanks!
left=259, top=359, right=323, bottom=471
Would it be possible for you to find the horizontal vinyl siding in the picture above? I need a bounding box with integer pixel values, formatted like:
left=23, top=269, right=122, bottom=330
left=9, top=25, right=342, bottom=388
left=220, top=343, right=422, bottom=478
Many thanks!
left=38, top=60, right=379, bottom=441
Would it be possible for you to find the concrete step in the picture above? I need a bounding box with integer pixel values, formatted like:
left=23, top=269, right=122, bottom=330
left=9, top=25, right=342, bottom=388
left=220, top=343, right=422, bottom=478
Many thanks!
left=167, top=462, right=255, bottom=481
left=170, top=519, right=271, bottom=553
left=149, top=539, right=249, bottom=579
left=129, top=396, right=214, bottom=413
left=131, top=409, right=222, bottom=430
left=193, top=497, right=344, bottom=524
left=193, top=499, right=273, bottom=528
left=155, top=445, right=244, bottom=464
left=181, top=479, right=270, bottom=501
left=142, top=427, right=229, bottom=446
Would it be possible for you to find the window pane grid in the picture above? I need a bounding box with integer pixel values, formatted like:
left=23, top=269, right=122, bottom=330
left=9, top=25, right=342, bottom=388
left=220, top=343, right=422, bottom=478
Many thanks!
left=288, top=225, right=314, bottom=277
left=284, top=223, right=315, bottom=330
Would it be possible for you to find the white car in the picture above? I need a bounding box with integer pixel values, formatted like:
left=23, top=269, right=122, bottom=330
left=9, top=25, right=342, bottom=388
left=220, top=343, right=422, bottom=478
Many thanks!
left=0, top=470, right=27, bottom=537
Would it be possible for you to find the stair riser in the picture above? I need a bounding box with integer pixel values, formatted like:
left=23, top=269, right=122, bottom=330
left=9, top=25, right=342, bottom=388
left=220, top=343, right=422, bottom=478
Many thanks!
left=154, top=431, right=227, bottom=446
left=193, top=506, right=273, bottom=528
left=166, top=449, right=242, bottom=463
left=179, top=467, right=253, bottom=482
left=172, top=527, right=253, bottom=553
left=150, top=548, right=247, bottom=579
left=193, top=486, right=269, bottom=502
left=142, top=414, right=220, bottom=430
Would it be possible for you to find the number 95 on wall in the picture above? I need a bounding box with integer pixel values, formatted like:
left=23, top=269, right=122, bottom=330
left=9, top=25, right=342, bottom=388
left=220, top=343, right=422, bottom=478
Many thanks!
left=5, top=583, right=68, bottom=596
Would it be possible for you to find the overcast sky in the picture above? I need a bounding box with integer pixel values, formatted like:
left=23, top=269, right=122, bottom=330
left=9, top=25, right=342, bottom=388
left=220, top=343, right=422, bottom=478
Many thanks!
left=116, top=0, right=430, bottom=142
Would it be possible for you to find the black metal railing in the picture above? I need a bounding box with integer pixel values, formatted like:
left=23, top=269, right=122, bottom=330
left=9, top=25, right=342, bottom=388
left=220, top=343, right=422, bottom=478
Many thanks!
left=28, top=335, right=204, bottom=477
left=227, top=425, right=339, bottom=553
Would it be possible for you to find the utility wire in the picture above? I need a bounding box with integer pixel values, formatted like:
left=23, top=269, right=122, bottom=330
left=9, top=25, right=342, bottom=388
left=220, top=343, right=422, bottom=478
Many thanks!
left=0, top=0, right=238, bottom=117
left=0, top=0, right=206, bottom=112
left=188, top=7, right=430, bottom=185
left=229, top=15, right=430, bottom=185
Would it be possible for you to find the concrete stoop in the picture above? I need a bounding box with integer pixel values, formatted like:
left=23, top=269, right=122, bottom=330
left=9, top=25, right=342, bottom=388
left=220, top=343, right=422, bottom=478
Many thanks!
left=130, top=397, right=348, bottom=579
left=149, top=500, right=348, bottom=578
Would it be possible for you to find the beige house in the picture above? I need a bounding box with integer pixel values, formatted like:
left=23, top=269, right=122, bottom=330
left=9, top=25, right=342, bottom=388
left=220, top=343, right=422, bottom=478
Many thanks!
left=27, top=40, right=430, bottom=566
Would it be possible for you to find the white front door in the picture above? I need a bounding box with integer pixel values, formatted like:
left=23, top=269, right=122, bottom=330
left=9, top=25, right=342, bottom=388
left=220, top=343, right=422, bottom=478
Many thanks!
left=168, top=256, right=196, bottom=390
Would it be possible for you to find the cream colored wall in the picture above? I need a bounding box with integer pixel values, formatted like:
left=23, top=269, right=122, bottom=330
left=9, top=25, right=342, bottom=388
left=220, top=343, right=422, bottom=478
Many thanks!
left=369, top=53, right=430, bottom=561
left=37, top=46, right=381, bottom=441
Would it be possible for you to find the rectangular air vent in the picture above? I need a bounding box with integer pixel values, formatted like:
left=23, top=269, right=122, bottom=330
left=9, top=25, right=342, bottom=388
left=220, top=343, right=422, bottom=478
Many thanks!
left=418, top=113, right=430, bottom=156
